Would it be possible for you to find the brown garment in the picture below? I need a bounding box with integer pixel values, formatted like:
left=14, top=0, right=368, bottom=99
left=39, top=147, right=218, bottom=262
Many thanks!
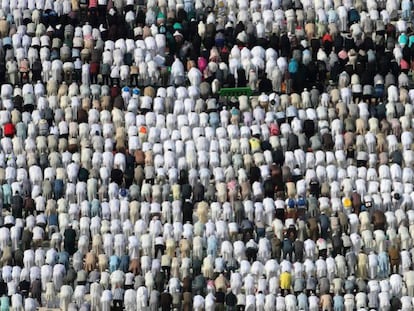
left=23, top=196, right=35, bottom=216
left=77, top=108, right=88, bottom=124
left=113, top=96, right=124, bottom=109
left=129, top=258, right=141, bottom=275
left=160, top=292, right=173, bottom=311
left=271, top=236, right=282, bottom=259
left=372, top=210, right=386, bottom=231
left=130, top=65, right=139, bottom=75
left=101, top=95, right=112, bottom=110
left=357, top=253, right=368, bottom=280
left=351, top=192, right=362, bottom=214
left=307, top=217, right=319, bottom=241
left=179, top=239, right=191, bottom=258
left=30, top=279, right=42, bottom=304
left=183, top=292, right=192, bottom=311
left=338, top=212, right=349, bottom=234
left=389, top=246, right=401, bottom=273
left=282, top=166, right=292, bottom=183
left=214, top=274, right=229, bottom=292
left=135, top=150, right=145, bottom=166
left=182, top=276, right=192, bottom=293
left=389, top=246, right=400, bottom=263
left=320, top=294, right=333, bottom=311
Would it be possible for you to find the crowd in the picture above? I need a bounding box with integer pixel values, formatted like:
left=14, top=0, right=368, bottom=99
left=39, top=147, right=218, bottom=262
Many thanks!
left=0, top=0, right=414, bottom=310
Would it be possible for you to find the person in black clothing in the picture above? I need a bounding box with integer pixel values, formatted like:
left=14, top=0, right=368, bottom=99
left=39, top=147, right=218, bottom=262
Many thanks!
left=390, top=296, right=402, bottom=310
left=215, top=288, right=226, bottom=311
left=245, top=241, right=258, bottom=262
left=258, top=74, right=273, bottom=93
left=19, top=278, right=30, bottom=298
left=178, top=169, right=188, bottom=185
left=0, top=278, right=6, bottom=297
left=192, top=181, right=204, bottom=203
left=78, top=165, right=89, bottom=182
left=182, top=201, right=193, bottom=224
left=11, top=191, right=23, bottom=218
left=249, top=165, right=261, bottom=184
left=309, top=179, right=320, bottom=198
left=64, top=225, right=77, bottom=255
left=31, top=60, right=42, bottom=82
left=21, top=228, right=33, bottom=251
left=225, top=289, right=237, bottom=311
left=240, top=218, right=254, bottom=242
left=30, top=278, right=42, bottom=305
left=124, top=151, right=135, bottom=188
left=282, top=237, right=293, bottom=260
left=160, top=290, right=173, bottom=311
left=110, top=166, right=124, bottom=186
left=181, top=183, right=192, bottom=201
left=13, top=249, right=24, bottom=268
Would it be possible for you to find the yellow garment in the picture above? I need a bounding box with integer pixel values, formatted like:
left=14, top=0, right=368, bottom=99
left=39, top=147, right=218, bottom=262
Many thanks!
left=343, top=197, right=352, bottom=208
left=280, top=272, right=292, bottom=290
left=249, top=138, right=261, bottom=152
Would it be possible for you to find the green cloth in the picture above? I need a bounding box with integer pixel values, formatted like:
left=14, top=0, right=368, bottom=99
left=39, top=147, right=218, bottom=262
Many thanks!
left=173, top=22, right=182, bottom=30
left=78, top=167, right=89, bottom=182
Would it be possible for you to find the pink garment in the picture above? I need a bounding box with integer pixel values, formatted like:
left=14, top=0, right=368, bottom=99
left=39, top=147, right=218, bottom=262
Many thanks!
left=401, top=59, right=409, bottom=70
left=270, top=123, right=280, bottom=136
left=88, top=0, right=98, bottom=8
left=338, top=49, right=348, bottom=60
left=198, top=57, right=207, bottom=73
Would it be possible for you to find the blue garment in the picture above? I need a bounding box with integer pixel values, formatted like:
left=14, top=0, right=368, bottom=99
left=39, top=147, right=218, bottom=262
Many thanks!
left=297, top=197, right=306, bottom=208
left=2, top=37, right=11, bottom=48
left=50, top=49, right=60, bottom=61
left=402, top=0, right=412, bottom=20
left=0, top=296, right=10, bottom=311
left=374, top=84, right=384, bottom=98
left=54, top=179, right=64, bottom=199
left=207, top=235, right=218, bottom=258
left=378, top=251, right=389, bottom=277
left=288, top=59, right=298, bottom=74
left=231, top=107, right=240, bottom=116
left=402, top=0, right=412, bottom=11
left=91, top=199, right=101, bottom=217
left=333, top=295, right=344, bottom=311
left=15, top=123, right=27, bottom=140
left=399, top=33, right=408, bottom=46
left=48, top=214, right=58, bottom=226
left=328, top=9, right=338, bottom=23
left=109, top=255, right=121, bottom=273
left=319, top=214, right=330, bottom=232
left=409, top=36, right=414, bottom=48
left=282, top=238, right=293, bottom=254
left=2, top=184, right=11, bottom=206
left=6, top=14, right=13, bottom=25
left=297, top=293, right=308, bottom=311
left=348, top=8, right=360, bottom=24
left=58, top=251, right=70, bottom=269
left=119, top=255, right=130, bottom=273
left=209, top=112, right=220, bottom=129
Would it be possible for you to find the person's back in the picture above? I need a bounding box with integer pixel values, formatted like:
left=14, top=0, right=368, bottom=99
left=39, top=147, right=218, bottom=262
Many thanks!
left=225, top=290, right=237, bottom=309
left=11, top=193, right=23, bottom=218
left=64, top=227, right=76, bottom=255
left=160, top=291, right=172, bottom=311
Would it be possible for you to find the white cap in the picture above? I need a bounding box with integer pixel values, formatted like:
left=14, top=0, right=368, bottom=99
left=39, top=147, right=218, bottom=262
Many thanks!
left=259, top=93, right=269, bottom=102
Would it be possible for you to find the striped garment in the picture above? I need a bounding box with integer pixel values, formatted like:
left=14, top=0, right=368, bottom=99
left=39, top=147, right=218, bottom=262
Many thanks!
left=88, top=0, right=97, bottom=8
left=113, top=288, right=125, bottom=301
